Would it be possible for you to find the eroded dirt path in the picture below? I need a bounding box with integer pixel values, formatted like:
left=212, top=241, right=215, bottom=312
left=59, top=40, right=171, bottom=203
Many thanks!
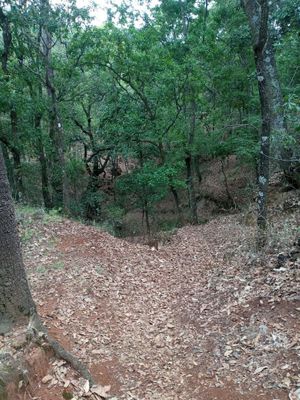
left=23, top=215, right=300, bottom=399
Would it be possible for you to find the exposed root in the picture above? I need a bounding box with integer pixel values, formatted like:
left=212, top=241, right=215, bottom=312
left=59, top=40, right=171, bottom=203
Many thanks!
left=27, top=311, right=95, bottom=387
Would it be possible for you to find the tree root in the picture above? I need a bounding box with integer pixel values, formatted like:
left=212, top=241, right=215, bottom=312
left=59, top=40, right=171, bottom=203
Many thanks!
left=27, top=311, right=95, bottom=387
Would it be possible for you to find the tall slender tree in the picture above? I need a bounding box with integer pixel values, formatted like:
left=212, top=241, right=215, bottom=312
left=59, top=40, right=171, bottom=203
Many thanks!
left=242, top=0, right=272, bottom=247
left=242, top=0, right=297, bottom=247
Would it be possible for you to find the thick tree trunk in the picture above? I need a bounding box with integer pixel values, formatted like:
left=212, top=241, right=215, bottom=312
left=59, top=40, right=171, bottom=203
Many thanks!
left=0, top=8, right=23, bottom=202
left=256, top=50, right=271, bottom=248
left=242, top=0, right=272, bottom=248
left=0, top=146, right=36, bottom=334
left=261, top=42, right=292, bottom=175
left=243, top=0, right=296, bottom=247
left=0, top=147, right=95, bottom=387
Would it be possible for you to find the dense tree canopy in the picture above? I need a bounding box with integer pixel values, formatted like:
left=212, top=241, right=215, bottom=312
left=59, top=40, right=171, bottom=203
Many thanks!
left=0, top=0, right=299, bottom=237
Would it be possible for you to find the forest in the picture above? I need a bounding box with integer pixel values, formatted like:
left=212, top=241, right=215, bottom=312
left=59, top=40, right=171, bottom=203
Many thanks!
left=0, top=0, right=300, bottom=399
left=0, top=0, right=299, bottom=241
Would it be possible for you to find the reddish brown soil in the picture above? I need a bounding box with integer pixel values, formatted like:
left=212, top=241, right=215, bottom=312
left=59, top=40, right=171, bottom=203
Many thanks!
left=21, top=209, right=300, bottom=400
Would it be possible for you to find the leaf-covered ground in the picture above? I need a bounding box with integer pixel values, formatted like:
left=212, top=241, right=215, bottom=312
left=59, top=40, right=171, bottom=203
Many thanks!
left=21, top=206, right=300, bottom=400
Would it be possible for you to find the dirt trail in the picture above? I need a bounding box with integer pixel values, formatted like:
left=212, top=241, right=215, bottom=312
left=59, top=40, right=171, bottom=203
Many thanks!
left=23, top=215, right=300, bottom=399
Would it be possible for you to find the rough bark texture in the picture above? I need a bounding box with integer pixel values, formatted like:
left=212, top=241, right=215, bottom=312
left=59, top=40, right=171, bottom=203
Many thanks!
left=243, top=0, right=295, bottom=185
left=242, top=0, right=272, bottom=248
left=0, top=146, right=35, bottom=333
left=41, top=0, right=67, bottom=209
left=0, top=7, right=23, bottom=202
left=186, top=99, right=198, bottom=224
left=10, top=109, right=23, bottom=201
left=35, top=114, right=52, bottom=209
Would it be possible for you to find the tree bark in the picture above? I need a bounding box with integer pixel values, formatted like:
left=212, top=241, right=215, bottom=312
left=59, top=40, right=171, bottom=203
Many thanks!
left=0, top=146, right=36, bottom=334
left=186, top=99, right=198, bottom=224
left=0, top=7, right=23, bottom=202
left=243, top=0, right=296, bottom=247
left=10, top=109, right=23, bottom=201
left=0, top=146, right=96, bottom=386
left=41, top=0, right=67, bottom=210
left=170, top=186, right=182, bottom=222
left=242, top=0, right=272, bottom=248
left=0, top=7, right=12, bottom=76
left=35, top=114, right=52, bottom=209
left=143, top=201, right=151, bottom=237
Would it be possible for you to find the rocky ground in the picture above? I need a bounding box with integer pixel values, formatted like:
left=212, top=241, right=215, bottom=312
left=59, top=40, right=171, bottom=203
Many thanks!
left=7, top=197, right=298, bottom=400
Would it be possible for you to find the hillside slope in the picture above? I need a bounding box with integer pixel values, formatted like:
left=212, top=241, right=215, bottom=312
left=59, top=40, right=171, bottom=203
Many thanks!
left=17, top=205, right=300, bottom=399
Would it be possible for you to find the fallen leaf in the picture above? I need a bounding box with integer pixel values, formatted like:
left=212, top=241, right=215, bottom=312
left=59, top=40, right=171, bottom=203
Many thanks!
left=83, top=379, right=90, bottom=394
left=41, top=375, right=53, bottom=384
left=91, top=385, right=111, bottom=398
left=254, top=366, right=268, bottom=375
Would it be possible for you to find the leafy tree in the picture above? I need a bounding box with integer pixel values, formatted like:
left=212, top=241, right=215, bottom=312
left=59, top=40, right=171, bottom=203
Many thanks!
left=0, top=0, right=298, bottom=238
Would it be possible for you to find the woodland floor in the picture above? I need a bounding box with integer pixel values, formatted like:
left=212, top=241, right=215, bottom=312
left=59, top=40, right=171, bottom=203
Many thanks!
left=19, top=203, right=300, bottom=400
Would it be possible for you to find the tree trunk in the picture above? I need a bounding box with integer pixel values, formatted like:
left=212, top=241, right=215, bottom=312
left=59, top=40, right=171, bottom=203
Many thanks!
left=0, top=146, right=95, bottom=388
left=41, top=0, right=66, bottom=210
left=0, top=146, right=36, bottom=334
left=0, top=8, right=23, bottom=202
left=10, top=109, right=23, bottom=201
left=185, top=155, right=198, bottom=224
left=194, top=155, right=202, bottom=185
left=143, top=200, right=151, bottom=237
left=35, top=114, right=52, bottom=209
left=170, top=186, right=182, bottom=222
left=186, top=99, right=198, bottom=224
left=242, top=0, right=272, bottom=248
left=220, top=158, right=236, bottom=208
left=0, top=7, right=12, bottom=76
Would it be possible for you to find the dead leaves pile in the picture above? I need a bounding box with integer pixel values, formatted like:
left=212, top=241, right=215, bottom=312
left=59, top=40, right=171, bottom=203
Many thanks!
left=41, top=361, right=113, bottom=399
left=20, top=209, right=300, bottom=400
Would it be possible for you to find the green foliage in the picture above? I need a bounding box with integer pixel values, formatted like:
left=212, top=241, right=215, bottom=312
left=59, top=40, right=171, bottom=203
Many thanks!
left=99, top=204, right=125, bottom=237
left=21, top=227, right=36, bottom=243
left=117, top=162, right=183, bottom=212
left=62, top=390, right=74, bottom=400
left=205, top=129, right=259, bottom=164
left=66, top=158, right=86, bottom=187
left=36, top=266, right=47, bottom=274
left=1, top=0, right=298, bottom=230
left=50, top=261, right=65, bottom=270
left=80, top=189, right=104, bottom=221
left=21, top=162, right=43, bottom=205
left=44, top=208, right=63, bottom=223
